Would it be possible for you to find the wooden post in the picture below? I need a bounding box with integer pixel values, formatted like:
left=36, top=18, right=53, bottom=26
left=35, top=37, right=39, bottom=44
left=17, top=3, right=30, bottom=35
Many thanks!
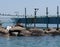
left=25, top=8, right=27, bottom=28
left=57, top=6, right=59, bottom=29
left=46, top=7, right=49, bottom=29
left=34, top=9, right=36, bottom=28
left=34, top=8, right=39, bottom=28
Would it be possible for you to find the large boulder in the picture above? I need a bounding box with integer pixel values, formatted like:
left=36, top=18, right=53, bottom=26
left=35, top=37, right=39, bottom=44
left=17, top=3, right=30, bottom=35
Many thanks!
left=29, top=28, right=44, bottom=36
left=45, top=28, right=56, bottom=33
left=9, top=26, right=26, bottom=36
left=9, top=26, right=25, bottom=31
left=58, top=29, right=60, bottom=32
left=45, top=28, right=60, bottom=35
left=20, top=30, right=32, bottom=36
left=0, top=27, right=8, bottom=34
left=0, top=27, right=9, bottom=37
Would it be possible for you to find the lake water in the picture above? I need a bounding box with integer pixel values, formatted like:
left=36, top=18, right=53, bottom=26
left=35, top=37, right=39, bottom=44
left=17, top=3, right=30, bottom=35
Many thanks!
left=2, top=23, right=60, bottom=28
left=0, top=36, right=60, bottom=47
left=0, top=16, right=60, bottom=28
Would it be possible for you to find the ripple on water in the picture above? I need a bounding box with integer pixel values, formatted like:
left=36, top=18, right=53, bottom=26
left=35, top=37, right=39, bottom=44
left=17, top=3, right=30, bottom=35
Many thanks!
left=0, top=36, right=60, bottom=47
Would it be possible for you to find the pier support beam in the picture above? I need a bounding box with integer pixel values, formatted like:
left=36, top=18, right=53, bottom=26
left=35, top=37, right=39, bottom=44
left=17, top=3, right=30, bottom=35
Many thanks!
left=25, top=8, right=27, bottom=28
left=57, top=6, right=59, bottom=29
left=34, top=8, right=39, bottom=28
left=46, top=7, right=49, bottom=29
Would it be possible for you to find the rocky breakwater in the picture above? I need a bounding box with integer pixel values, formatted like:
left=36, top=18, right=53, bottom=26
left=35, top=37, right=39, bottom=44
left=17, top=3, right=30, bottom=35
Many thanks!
left=9, top=27, right=45, bottom=36
left=9, top=26, right=60, bottom=36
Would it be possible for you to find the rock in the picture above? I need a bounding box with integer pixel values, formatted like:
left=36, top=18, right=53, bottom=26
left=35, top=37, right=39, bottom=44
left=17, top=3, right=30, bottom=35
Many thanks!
left=0, top=27, right=8, bottom=34
left=9, top=26, right=26, bottom=36
left=29, top=28, right=44, bottom=36
left=9, top=26, right=25, bottom=31
left=0, top=27, right=9, bottom=37
left=9, top=26, right=32, bottom=36
left=20, top=30, right=32, bottom=36
left=6, top=26, right=12, bottom=31
left=45, top=28, right=56, bottom=33
left=58, top=29, right=60, bottom=32
left=45, top=28, right=60, bottom=35
left=15, top=23, right=24, bottom=27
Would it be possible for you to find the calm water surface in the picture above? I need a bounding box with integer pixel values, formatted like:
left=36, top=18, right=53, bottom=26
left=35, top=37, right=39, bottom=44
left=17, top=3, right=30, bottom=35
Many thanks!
left=0, top=36, right=60, bottom=47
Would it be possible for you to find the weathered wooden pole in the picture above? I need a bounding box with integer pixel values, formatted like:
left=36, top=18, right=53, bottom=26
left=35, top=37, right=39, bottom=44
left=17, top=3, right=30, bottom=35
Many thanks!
left=25, top=8, right=27, bottom=28
left=46, top=7, right=49, bottom=28
left=34, top=8, right=39, bottom=28
left=57, top=6, right=59, bottom=29
left=34, top=8, right=36, bottom=28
